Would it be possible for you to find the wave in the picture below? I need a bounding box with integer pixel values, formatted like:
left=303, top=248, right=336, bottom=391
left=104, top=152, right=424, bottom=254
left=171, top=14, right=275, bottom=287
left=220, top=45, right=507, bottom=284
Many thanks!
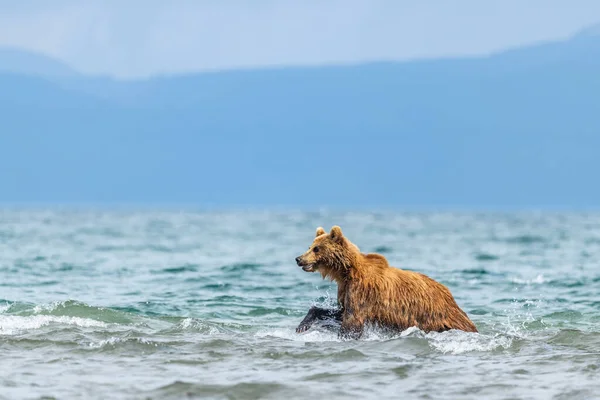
left=423, top=330, right=514, bottom=354
left=1, top=296, right=596, bottom=358
left=0, top=314, right=106, bottom=336
left=158, top=317, right=228, bottom=335
left=147, top=381, right=289, bottom=400
left=255, top=323, right=515, bottom=355
left=2, top=300, right=138, bottom=324
left=85, top=336, right=187, bottom=351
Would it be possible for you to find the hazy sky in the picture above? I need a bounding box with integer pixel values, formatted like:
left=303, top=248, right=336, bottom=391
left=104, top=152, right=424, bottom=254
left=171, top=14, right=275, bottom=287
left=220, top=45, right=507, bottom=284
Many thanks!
left=1, top=0, right=599, bottom=78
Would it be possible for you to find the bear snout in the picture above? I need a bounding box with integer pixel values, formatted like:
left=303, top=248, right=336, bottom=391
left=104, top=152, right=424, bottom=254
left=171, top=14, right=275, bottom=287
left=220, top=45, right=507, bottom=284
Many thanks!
left=295, top=256, right=303, bottom=265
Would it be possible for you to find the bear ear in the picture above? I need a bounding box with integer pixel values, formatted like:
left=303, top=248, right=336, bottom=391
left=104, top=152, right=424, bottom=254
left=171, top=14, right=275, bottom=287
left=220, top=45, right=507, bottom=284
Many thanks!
left=329, top=226, right=343, bottom=241
left=315, top=227, right=326, bottom=237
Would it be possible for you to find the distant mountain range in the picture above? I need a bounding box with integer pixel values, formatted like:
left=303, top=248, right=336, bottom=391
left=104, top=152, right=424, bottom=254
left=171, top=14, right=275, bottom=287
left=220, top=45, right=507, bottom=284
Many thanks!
left=0, top=47, right=78, bottom=78
left=1, top=27, right=600, bottom=207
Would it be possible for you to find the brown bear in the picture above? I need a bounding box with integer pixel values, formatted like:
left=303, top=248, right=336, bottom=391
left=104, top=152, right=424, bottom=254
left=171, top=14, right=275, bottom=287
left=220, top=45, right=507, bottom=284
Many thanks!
left=295, top=226, right=478, bottom=339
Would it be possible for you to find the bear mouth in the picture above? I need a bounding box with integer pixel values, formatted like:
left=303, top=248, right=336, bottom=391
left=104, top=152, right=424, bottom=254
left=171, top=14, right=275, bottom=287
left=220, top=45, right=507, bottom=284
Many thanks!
left=302, top=264, right=317, bottom=272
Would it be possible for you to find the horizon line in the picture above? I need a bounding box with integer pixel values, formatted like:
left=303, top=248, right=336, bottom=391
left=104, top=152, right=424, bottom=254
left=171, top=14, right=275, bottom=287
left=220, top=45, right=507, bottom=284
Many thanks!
left=1, top=202, right=600, bottom=213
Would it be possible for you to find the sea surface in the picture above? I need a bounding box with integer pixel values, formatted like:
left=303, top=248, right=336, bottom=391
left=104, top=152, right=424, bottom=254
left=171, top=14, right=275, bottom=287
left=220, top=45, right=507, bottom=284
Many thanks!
left=1, top=209, right=600, bottom=400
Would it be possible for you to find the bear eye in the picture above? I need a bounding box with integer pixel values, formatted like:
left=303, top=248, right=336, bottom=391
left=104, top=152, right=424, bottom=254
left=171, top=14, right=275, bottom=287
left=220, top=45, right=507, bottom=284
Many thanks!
left=313, top=246, right=319, bottom=253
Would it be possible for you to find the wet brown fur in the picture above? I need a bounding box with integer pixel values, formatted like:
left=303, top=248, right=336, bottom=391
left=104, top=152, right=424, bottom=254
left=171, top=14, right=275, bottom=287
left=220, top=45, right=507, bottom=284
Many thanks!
left=296, top=226, right=478, bottom=338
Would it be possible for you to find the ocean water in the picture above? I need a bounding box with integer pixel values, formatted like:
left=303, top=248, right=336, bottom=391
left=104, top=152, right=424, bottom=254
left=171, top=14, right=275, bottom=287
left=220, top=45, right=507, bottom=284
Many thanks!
left=1, top=209, right=600, bottom=400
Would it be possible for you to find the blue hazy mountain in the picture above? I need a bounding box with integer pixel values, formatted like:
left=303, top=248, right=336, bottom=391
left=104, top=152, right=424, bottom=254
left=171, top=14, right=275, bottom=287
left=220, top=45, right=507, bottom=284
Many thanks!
left=1, top=28, right=600, bottom=207
left=0, top=47, right=78, bottom=78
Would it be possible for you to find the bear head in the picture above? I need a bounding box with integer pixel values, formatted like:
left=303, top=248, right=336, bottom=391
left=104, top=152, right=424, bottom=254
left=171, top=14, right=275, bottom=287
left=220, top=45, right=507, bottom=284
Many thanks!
left=295, top=225, right=358, bottom=281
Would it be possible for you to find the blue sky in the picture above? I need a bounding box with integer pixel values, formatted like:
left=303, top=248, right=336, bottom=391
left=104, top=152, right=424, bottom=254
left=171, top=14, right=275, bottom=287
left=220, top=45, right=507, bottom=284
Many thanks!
left=1, top=0, right=599, bottom=78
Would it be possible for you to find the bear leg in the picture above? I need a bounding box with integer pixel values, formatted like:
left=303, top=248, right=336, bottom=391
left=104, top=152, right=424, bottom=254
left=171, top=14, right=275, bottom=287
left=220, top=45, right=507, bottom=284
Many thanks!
left=296, top=306, right=342, bottom=333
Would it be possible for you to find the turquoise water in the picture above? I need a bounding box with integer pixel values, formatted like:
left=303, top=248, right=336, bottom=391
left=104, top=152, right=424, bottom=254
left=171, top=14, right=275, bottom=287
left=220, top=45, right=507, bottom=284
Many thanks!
left=1, top=209, right=600, bottom=399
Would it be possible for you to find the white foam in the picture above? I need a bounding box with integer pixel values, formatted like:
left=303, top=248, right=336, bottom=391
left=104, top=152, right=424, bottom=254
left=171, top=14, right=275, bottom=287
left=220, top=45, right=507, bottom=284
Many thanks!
left=88, top=336, right=122, bottom=348
left=511, top=274, right=546, bottom=285
left=87, top=336, right=155, bottom=349
left=399, top=326, right=423, bottom=337
left=178, top=318, right=219, bottom=334
left=33, top=303, right=57, bottom=314
left=256, top=325, right=514, bottom=355
left=426, top=330, right=513, bottom=354
left=0, top=315, right=106, bottom=336
left=257, top=325, right=425, bottom=344
left=255, top=327, right=340, bottom=342
left=32, top=300, right=82, bottom=314
left=179, top=318, right=195, bottom=329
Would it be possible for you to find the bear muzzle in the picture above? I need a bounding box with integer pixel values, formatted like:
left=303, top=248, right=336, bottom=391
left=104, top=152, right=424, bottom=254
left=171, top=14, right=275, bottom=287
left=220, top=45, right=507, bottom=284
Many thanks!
left=295, top=256, right=316, bottom=272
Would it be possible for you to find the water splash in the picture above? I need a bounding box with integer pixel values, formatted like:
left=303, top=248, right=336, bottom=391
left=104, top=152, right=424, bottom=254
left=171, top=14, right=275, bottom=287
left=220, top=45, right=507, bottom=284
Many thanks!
left=255, top=327, right=340, bottom=343
left=426, top=330, right=513, bottom=354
